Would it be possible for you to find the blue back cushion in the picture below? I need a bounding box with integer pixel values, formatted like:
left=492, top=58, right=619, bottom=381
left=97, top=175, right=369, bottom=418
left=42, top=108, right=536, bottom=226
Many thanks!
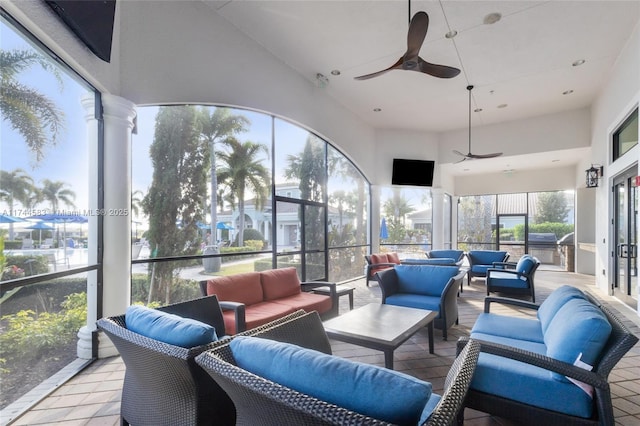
left=404, top=258, right=456, bottom=265
left=516, top=256, right=536, bottom=274
left=429, top=250, right=463, bottom=261
left=544, top=298, right=611, bottom=378
left=537, top=285, right=587, bottom=333
left=231, top=336, right=432, bottom=425
left=469, top=251, right=507, bottom=265
left=394, top=265, right=459, bottom=296
left=125, top=305, right=217, bottom=348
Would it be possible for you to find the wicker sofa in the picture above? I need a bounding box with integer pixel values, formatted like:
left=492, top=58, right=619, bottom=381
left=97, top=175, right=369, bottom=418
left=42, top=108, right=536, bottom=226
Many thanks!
left=96, top=296, right=310, bottom=426
left=196, top=311, right=481, bottom=426
left=457, top=285, right=638, bottom=425
left=202, top=267, right=337, bottom=333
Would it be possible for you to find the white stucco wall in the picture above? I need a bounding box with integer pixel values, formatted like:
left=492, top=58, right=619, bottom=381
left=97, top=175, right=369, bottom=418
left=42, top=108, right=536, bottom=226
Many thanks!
left=589, top=21, right=640, bottom=296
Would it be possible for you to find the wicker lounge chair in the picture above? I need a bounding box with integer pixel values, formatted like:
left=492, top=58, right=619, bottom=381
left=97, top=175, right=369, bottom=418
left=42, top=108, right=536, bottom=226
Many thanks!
left=96, top=295, right=310, bottom=426
left=196, top=312, right=481, bottom=426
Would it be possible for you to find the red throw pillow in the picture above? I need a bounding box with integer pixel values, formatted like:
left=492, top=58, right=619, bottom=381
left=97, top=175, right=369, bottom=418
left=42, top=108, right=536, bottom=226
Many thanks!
left=387, top=252, right=401, bottom=264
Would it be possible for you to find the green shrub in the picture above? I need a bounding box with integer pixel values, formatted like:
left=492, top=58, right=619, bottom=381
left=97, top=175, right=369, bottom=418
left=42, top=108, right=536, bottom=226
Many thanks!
left=131, top=273, right=201, bottom=305
left=513, top=223, right=574, bottom=240
left=0, top=292, right=86, bottom=368
left=234, top=228, right=265, bottom=247
left=3, top=255, right=49, bottom=276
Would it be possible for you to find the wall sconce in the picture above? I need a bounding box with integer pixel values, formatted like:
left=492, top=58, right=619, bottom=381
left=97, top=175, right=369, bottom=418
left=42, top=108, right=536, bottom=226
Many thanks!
left=586, top=164, right=604, bottom=188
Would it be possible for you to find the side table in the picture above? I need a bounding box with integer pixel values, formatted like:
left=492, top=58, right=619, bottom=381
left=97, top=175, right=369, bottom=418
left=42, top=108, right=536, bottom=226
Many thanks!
left=313, top=284, right=355, bottom=311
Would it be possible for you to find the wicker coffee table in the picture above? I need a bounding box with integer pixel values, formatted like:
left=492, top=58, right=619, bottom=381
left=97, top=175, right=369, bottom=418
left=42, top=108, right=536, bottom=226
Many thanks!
left=323, top=303, right=436, bottom=369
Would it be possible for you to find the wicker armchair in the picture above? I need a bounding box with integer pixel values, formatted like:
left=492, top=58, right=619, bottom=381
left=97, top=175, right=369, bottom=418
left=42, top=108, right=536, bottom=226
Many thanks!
left=195, top=312, right=480, bottom=426
left=96, top=296, right=309, bottom=426
left=456, top=297, right=638, bottom=425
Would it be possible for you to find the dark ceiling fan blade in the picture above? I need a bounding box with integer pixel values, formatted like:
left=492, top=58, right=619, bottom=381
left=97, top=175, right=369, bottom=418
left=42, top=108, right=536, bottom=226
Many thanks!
left=418, top=57, right=461, bottom=78
left=354, top=56, right=404, bottom=80
left=405, top=11, right=429, bottom=60
left=467, top=152, right=503, bottom=159
left=452, top=150, right=468, bottom=157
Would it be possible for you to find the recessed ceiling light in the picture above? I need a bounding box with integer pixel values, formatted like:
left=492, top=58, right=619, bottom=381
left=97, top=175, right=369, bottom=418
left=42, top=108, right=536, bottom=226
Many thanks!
left=563, top=90, right=574, bottom=95
left=474, top=108, right=483, bottom=112
left=445, top=30, right=458, bottom=39
left=373, top=108, right=382, bottom=112
left=331, top=69, right=341, bottom=76
left=463, top=168, right=470, bottom=172
left=497, top=103, right=508, bottom=109
left=552, top=159, right=560, bottom=162
left=572, top=59, right=586, bottom=67
left=483, top=12, right=502, bottom=25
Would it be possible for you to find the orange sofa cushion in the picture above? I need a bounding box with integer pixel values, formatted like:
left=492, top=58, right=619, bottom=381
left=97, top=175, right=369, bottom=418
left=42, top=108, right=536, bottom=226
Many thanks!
left=369, top=253, right=390, bottom=276
left=272, top=293, right=332, bottom=316
left=387, top=252, right=401, bottom=264
left=261, top=267, right=301, bottom=301
left=207, top=272, right=263, bottom=306
left=222, top=301, right=295, bottom=334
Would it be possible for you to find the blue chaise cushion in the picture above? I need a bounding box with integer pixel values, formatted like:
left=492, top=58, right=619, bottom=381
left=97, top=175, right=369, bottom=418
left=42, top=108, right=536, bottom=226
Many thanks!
left=544, top=298, right=611, bottom=379
left=230, top=336, right=433, bottom=425
left=394, top=265, right=459, bottom=297
left=125, top=305, right=217, bottom=348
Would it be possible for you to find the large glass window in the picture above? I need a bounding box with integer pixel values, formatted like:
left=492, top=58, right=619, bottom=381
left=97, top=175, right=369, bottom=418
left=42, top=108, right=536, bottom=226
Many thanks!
left=613, top=107, right=638, bottom=161
left=379, top=186, right=432, bottom=258
left=132, top=106, right=370, bottom=302
left=0, top=15, right=99, bottom=413
left=457, top=191, right=574, bottom=265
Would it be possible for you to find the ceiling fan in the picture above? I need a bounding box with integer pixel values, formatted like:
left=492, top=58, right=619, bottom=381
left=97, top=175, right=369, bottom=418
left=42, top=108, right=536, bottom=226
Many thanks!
left=354, top=10, right=461, bottom=80
left=453, top=85, right=503, bottom=161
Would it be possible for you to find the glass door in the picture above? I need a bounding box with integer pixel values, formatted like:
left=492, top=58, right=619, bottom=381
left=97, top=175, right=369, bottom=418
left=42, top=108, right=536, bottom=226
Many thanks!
left=613, top=168, right=638, bottom=308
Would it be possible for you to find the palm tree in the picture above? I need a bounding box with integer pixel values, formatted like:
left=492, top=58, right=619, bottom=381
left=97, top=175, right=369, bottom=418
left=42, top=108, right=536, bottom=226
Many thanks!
left=197, top=107, right=249, bottom=243
left=0, top=168, right=35, bottom=239
left=217, top=138, right=270, bottom=246
left=0, top=49, right=65, bottom=162
left=40, top=179, right=76, bottom=211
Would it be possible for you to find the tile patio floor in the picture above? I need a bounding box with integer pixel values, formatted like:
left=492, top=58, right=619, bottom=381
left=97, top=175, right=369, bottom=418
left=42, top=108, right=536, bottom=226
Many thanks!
left=8, top=268, right=640, bottom=425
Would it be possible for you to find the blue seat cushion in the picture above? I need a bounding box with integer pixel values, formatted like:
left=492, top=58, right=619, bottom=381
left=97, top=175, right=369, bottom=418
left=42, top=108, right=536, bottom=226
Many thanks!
left=487, top=271, right=529, bottom=289
left=469, top=332, right=547, bottom=355
left=385, top=294, right=442, bottom=317
left=471, top=313, right=544, bottom=343
left=537, top=285, right=587, bottom=333
left=230, top=336, right=433, bottom=425
left=394, top=265, right=459, bottom=297
left=428, top=250, right=463, bottom=261
left=404, top=258, right=457, bottom=265
left=544, top=298, right=611, bottom=379
left=125, top=305, right=217, bottom=348
left=470, top=264, right=492, bottom=275
left=471, top=352, right=595, bottom=418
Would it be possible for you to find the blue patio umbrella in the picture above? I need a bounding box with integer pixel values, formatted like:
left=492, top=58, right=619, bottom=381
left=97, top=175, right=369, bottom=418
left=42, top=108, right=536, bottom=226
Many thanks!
left=380, top=217, right=389, bottom=240
left=216, top=222, right=233, bottom=230
left=26, top=221, right=55, bottom=243
left=26, top=213, right=88, bottom=257
left=0, top=214, right=26, bottom=223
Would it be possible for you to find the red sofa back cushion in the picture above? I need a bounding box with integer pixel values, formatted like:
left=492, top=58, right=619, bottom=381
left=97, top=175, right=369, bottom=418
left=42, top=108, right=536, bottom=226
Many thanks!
left=387, top=252, right=401, bottom=264
left=369, top=253, right=389, bottom=276
left=261, top=267, right=301, bottom=300
left=207, top=272, right=264, bottom=306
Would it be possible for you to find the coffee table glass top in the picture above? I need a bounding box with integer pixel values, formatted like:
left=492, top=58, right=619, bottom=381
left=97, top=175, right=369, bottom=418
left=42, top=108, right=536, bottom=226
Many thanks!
left=323, top=303, right=436, bottom=347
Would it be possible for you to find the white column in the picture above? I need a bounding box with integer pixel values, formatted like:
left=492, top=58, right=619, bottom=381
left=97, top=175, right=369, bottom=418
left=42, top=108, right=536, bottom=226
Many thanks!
left=431, top=188, right=444, bottom=249
left=78, top=94, right=136, bottom=359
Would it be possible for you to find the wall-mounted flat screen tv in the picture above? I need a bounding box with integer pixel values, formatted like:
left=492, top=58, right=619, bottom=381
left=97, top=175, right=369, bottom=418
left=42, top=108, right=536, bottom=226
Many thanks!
left=45, top=0, right=117, bottom=62
left=391, top=158, right=435, bottom=187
